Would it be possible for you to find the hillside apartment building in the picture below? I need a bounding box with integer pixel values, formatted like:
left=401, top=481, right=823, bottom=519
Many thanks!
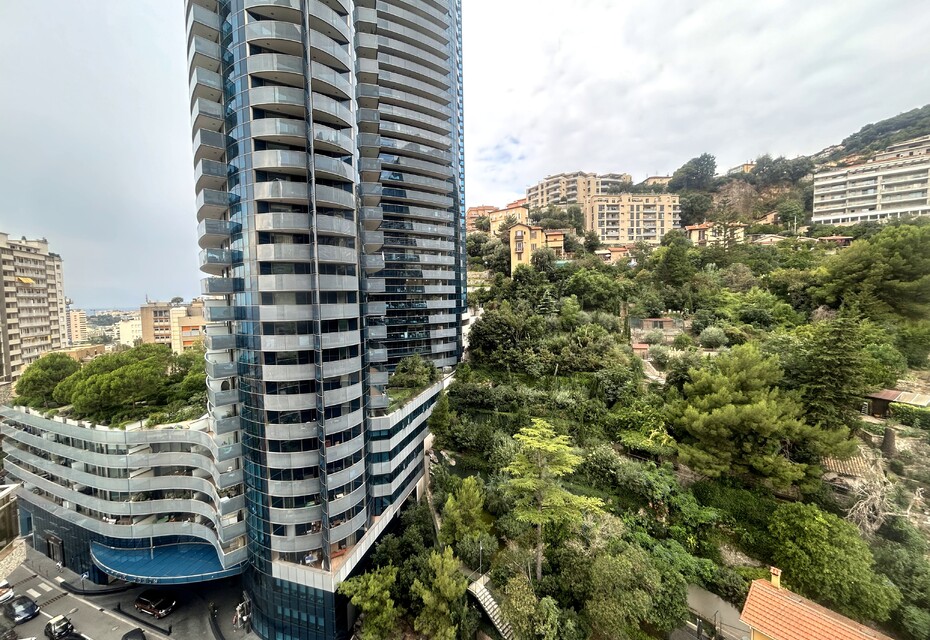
left=525, top=171, right=633, bottom=210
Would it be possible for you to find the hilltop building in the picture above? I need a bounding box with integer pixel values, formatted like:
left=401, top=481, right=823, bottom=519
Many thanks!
left=4, top=3, right=465, bottom=640
left=813, top=134, right=930, bottom=225
left=488, top=199, right=529, bottom=236
left=0, top=234, right=67, bottom=388
left=583, top=193, right=681, bottom=245
left=525, top=171, right=632, bottom=210
left=465, top=205, right=497, bottom=232
left=684, top=221, right=747, bottom=247
left=509, top=223, right=567, bottom=274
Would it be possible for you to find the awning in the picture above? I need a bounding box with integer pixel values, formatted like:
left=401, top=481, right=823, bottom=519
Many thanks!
left=90, top=542, right=243, bottom=585
left=15, top=277, right=34, bottom=285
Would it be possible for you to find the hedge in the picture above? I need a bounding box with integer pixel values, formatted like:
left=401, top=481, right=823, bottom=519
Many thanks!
left=889, top=403, right=930, bottom=430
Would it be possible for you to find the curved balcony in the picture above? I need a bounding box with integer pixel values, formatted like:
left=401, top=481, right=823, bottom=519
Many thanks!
left=193, top=129, right=227, bottom=163
left=263, top=394, right=318, bottom=414
left=268, top=506, right=322, bottom=526
left=322, top=383, right=363, bottom=408
left=249, top=86, right=305, bottom=118
left=326, top=485, right=366, bottom=522
left=380, top=120, right=451, bottom=149
left=245, top=20, right=302, bottom=56
left=255, top=211, right=310, bottom=232
left=244, top=0, right=301, bottom=23
left=247, top=53, right=305, bottom=88
left=308, top=0, right=350, bottom=44
left=313, top=154, right=353, bottom=182
left=312, top=124, right=354, bottom=155
left=191, top=98, right=224, bottom=134
left=251, top=117, right=307, bottom=148
left=256, top=273, right=313, bottom=292
left=310, top=62, right=351, bottom=100
left=262, top=364, right=318, bottom=383
left=378, top=53, right=450, bottom=91
left=189, top=36, right=221, bottom=74
left=206, top=360, right=237, bottom=379
left=190, top=67, right=223, bottom=108
left=256, top=243, right=313, bottom=262
left=317, top=275, right=357, bottom=292
left=380, top=69, right=451, bottom=104
left=361, top=254, right=384, bottom=272
left=258, top=304, right=315, bottom=322
left=199, top=248, right=231, bottom=276
left=319, top=303, right=360, bottom=321
left=270, top=532, right=324, bottom=554
left=266, top=478, right=320, bottom=498
left=253, top=180, right=309, bottom=205
left=381, top=135, right=452, bottom=164
left=201, top=276, right=238, bottom=295
left=324, top=463, right=364, bottom=495
left=187, top=3, right=220, bottom=44
left=377, top=3, right=448, bottom=45
left=196, top=189, right=229, bottom=222
left=319, top=355, right=361, bottom=378
left=311, top=93, right=353, bottom=128
left=381, top=169, right=450, bottom=194
left=195, top=158, right=228, bottom=192
left=315, top=244, right=356, bottom=263
left=198, top=219, right=236, bottom=249
left=309, top=30, right=352, bottom=72
left=315, top=184, right=355, bottom=210
left=321, top=408, right=364, bottom=436
left=253, top=149, right=307, bottom=176
left=379, top=85, right=451, bottom=120
left=316, top=213, right=356, bottom=236
left=204, top=331, right=236, bottom=350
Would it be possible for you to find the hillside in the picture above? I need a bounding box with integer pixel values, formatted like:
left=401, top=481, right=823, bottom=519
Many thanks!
left=817, top=103, right=930, bottom=164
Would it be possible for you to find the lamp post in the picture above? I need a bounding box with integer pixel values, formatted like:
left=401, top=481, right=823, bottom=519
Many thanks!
left=479, top=540, right=483, bottom=575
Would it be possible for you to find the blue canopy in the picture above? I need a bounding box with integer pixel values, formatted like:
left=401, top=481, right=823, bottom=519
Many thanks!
left=90, top=542, right=243, bottom=585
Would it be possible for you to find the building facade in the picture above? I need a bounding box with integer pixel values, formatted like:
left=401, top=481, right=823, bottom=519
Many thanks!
left=465, top=204, right=496, bottom=232
left=813, top=135, right=930, bottom=225
left=117, top=318, right=143, bottom=347
left=488, top=199, right=528, bottom=236
left=684, top=221, right=746, bottom=247
left=67, top=310, right=88, bottom=346
left=140, top=302, right=174, bottom=346
left=583, top=193, right=681, bottom=245
left=170, top=300, right=206, bottom=353
left=509, top=223, right=565, bottom=274
left=525, top=171, right=632, bottom=210
left=0, top=234, right=67, bottom=388
left=185, top=1, right=465, bottom=639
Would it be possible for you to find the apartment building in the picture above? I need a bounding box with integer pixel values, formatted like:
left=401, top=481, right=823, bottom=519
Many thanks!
left=465, top=205, right=497, bottom=232
left=489, top=199, right=529, bottom=236
left=641, top=176, right=671, bottom=187
left=509, top=223, right=566, bottom=274
left=813, top=135, right=930, bottom=225
left=685, top=221, right=746, bottom=247
left=0, top=234, right=67, bottom=388
left=584, top=193, right=681, bottom=245
left=116, top=318, right=143, bottom=347
left=67, top=309, right=88, bottom=345
left=525, top=171, right=632, bottom=210
left=169, top=299, right=205, bottom=353
left=11, top=1, right=466, bottom=635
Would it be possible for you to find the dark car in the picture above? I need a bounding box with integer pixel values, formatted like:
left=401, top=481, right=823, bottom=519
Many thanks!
left=3, top=595, right=39, bottom=624
left=121, top=629, right=146, bottom=640
left=133, top=590, right=177, bottom=619
left=44, top=614, right=74, bottom=639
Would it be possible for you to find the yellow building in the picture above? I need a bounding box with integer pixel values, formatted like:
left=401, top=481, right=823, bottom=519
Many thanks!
left=509, top=223, right=566, bottom=274
left=583, top=193, right=681, bottom=245
left=489, top=200, right=529, bottom=236
left=465, top=205, right=497, bottom=232
left=525, top=171, right=632, bottom=210
left=170, top=299, right=205, bottom=353
left=642, top=176, right=671, bottom=186
left=684, top=221, right=746, bottom=247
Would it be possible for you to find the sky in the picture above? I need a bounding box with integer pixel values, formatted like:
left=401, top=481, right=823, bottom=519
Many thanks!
left=0, top=1, right=928, bottom=308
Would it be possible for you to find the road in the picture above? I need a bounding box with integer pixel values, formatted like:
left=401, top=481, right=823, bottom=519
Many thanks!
left=4, top=566, right=170, bottom=640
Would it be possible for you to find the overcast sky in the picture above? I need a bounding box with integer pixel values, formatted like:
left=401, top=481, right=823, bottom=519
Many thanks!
left=0, top=1, right=928, bottom=308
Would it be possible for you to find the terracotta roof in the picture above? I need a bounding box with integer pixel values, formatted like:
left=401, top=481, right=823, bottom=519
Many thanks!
left=685, top=223, right=713, bottom=230
left=822, top=445, right=873, bottom=477
left=867, top=389, right=903, bottom=402
left=740, top=580, right=894, bottom=640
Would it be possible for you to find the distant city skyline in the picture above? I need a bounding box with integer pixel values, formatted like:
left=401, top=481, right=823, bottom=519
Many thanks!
left=1, top=1, right=929, bottom=307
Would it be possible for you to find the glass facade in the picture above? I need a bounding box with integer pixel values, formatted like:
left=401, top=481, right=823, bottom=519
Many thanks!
left=186, top=0, right=465, bottom=638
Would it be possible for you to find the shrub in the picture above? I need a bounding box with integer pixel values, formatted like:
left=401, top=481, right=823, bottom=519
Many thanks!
left=698, top=326, right=728, bottom=349
left=648, top=345, right=671, bottom=368
left=890, top=403, right=930, bottom=430
left=643, top=329, right=665, bottom=345
left=672, top=333, right=695, bottom=350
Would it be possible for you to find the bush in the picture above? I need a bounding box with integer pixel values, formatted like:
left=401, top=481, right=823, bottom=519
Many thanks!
left=890, top=403, right=930, bottom=430
left=672, top=333, right=695, bottom=350
left=456, top=531, right=498, bottom=571
left=698, top=326, right=728, bottom=349
left=691, top=482, right=778, bottom=560
left=643, top=329, right=665, bottom=345
left=648, top=345, right=671, bottom=368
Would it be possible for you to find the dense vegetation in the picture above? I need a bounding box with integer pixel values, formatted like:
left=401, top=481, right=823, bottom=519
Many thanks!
left=825, top=103, right=930, bottom=162
left=344, top=217, right=930, bottom=640
left=14, top=343, right=207, bottom=426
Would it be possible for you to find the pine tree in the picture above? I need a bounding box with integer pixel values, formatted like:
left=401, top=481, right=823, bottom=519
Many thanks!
left=412, top=547, right=468, bottom=640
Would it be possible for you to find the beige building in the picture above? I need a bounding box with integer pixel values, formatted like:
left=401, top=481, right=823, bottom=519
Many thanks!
left=117, top=317, right=143, bottom=347
left=813, top=134, right=930, bottom=225
left=685, top=221, right=747, bottom=247
left=584, top=193, right=681, bottom=245
left=170, top=300, right=206, bottom=353
left=489, top=200, right=529, bottom=236
left=465, top=205, right=497, bottom=233
left=509, top=223, right=566, bottom=274
left=727, top=162, right=756, bottom=176
left=525, top=171, right=632, bottom=210
left=140, top=301, right=174, bottom=346
left=0, top=233, right=67, bottom=387
left=67, top=309, right=87, bottom=345
left=641, top=176, right=671, bottom=187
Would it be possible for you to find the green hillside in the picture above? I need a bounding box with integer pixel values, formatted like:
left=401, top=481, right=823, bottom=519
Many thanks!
left=828, top=104, right=930, bottom=161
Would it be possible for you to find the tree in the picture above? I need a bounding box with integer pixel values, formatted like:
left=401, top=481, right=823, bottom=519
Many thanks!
left=670, top=344, right=849, bottom=492
left=474, top=216, right=490, bottom=232
left=531, top=247, right=557, bottom=280
left=697, top=326, right=727, bottom=349
left=776, top=200, right=805, bottom=232
left=15, top=352, right=80, bottom=407
left=501, top=574, right=538, bottom=640
left=338, top=566, right=401, bottom=640
left=652, top=231, right=695, bottom=289
left=504, top=419, right=603, bottom=581
left=678, top=192, right=713, bottom=227
left=440, top=476, right=489, bottom=547
left=668, top=153, right=716, bottom=192
left=563, top=269, right=623, bottom=311
left=428, top=391, right=455, bottom=449
left=585, top=547, right=662, bottom=639
left=769, top=502, right=901, bottom=622
left=583, top=231, right=602, bottom=253
left=412, top=547, right=468, bottom=640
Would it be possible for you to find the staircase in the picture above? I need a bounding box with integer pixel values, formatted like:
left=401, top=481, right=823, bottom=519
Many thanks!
left=467, top=574, right=514, bottom=640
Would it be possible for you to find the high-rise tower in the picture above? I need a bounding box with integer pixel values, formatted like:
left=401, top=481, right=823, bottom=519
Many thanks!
left=186, top=1, right=465, bottom=638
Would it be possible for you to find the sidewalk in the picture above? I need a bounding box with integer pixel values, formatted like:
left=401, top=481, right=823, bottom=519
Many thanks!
left=23, top=543, right=131, bottom=593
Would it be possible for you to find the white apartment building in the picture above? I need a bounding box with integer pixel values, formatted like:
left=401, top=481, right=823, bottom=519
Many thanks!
left=0, top=234, right=67, bottom=387
left=116, top=318, right=143, bottom=347
left=526, top=171, right=633, bottom=210
left=67, top=309, right=87, bottom=345
left=584, top=194, right=682, bottom=245
left=813, top=135, right=930, bottom=225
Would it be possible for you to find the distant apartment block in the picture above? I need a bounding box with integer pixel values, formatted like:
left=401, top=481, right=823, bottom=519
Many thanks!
left=465, top=205, right=497, bottom=232
left=525, top=171, right=632, bottom=210
left=727, top=162, right=756, bottom=176
left=583, top=194, right=681, bottom=245
left=67, top=309, right=87, bottom=345
left=813, top=135, right=930, bottom=225
left=169, top=299, right=205, bottom=353
left=0, top=234, right=67, bottom=387
left=140, top=301, right=174, bottom=346
left=641, top=176, right=671, bottom=186
left=489, top=199, right=529, bottom=236
left=509, top=223, right=566, bottom=274
left=117, top=318, right=143, bottom=347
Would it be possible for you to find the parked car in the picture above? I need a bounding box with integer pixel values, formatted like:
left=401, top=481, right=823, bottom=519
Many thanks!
left=3, top=595, right=39, bottom=624
left=43, top=615, right=74, bottom=640
left=133, top=590, right=177, bottom=619
left=0, top=581, right=13, bottom=605
left=121, top=629, right=146, bottom=640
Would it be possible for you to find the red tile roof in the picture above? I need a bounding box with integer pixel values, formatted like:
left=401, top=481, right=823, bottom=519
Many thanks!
left=867, top=389, right=903, bottom=402
left=740, top=580, right=894, bottom=640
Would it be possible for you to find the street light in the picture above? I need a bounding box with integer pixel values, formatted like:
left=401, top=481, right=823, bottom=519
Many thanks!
left=478, top=541, right=483, bottom=575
